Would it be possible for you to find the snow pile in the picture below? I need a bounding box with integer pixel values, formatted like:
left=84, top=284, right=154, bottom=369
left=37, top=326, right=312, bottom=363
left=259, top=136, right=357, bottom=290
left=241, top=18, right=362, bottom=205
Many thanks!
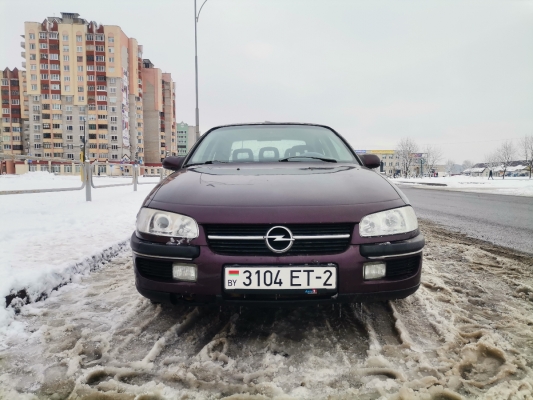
left=0, top=172, right=158, bottom=342
left=392, top=175, right=533, bottom=197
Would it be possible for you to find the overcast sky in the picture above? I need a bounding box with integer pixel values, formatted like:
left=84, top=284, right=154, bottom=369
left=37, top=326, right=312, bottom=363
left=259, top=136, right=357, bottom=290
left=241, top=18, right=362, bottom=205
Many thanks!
left=2, top=0, right=532, bottom=164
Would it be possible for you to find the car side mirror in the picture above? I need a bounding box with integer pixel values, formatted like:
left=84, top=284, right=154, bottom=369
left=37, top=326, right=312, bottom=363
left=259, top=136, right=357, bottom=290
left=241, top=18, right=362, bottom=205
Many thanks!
left=162, top=156, right=185, bottom=171
left=359, top=154, right=381, bottom=169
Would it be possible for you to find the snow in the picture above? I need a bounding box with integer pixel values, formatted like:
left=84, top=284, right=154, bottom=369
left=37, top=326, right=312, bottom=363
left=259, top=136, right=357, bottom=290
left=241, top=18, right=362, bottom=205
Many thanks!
left=1, top=224, right=532, bottom=399
left=0, top=172, right=159, bottom=343
left=391, top=175, right=533, bottom=197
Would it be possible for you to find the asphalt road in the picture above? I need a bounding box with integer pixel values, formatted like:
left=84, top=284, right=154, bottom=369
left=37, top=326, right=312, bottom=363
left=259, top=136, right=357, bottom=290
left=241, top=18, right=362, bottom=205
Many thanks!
left=399, top=186, right=533, bottom=255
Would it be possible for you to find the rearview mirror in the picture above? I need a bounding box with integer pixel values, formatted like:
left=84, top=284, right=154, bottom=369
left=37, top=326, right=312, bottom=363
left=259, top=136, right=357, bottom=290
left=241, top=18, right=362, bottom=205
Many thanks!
left=359, top=154, right=381, bottom=169
left=162, top=156, right=185, bottom=171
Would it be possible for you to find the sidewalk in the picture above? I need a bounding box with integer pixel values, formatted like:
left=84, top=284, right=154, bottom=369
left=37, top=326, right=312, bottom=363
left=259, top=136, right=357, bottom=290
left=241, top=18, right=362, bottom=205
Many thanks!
left=391, top=176, right=533, bottom=197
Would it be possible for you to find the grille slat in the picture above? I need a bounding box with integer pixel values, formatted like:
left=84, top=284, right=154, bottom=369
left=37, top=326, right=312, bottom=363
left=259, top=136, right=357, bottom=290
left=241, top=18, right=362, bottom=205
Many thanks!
left=205, top=224, right=353, bottom=256
left=136, top=258, right=173, bottom=279
left=385, top=256, right=420, bottom=279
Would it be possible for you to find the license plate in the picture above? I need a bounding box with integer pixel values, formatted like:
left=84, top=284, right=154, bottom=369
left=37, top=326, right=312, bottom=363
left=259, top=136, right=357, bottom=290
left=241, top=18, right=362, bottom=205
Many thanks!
left=224, top=266, right=337, bottom=290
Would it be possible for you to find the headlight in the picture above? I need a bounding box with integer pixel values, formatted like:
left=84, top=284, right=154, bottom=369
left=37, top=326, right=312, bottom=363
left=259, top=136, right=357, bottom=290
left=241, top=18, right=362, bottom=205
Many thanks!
left=359, top=206, right=418, bottom=237
left=136, top=208, right=199, bottom=239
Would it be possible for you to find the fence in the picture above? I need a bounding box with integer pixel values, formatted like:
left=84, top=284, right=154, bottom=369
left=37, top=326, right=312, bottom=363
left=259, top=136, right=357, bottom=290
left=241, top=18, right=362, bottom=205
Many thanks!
left=0, top=158, right=170, bottom=201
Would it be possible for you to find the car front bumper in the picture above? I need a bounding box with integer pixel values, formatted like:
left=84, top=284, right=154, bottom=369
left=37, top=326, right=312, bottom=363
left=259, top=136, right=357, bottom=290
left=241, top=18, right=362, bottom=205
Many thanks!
left=131, top=232, right=424, bottom=306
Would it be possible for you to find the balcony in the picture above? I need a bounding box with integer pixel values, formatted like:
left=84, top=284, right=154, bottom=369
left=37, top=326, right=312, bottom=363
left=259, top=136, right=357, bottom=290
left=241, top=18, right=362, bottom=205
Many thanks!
left=21, top=51, right=25, bottom=58
left=21, top=41, right=25, bottom=49
left=22, top=62, right=26, bottom=69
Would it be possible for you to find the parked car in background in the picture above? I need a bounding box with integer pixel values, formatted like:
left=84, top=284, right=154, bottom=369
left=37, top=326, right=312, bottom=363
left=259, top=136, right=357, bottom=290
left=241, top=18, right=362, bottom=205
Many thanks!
left=131, top=123, right=425, bottom=306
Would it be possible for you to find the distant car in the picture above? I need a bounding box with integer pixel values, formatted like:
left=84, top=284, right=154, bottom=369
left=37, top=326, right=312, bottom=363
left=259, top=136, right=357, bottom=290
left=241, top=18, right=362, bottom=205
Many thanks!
left=132, top=123, right=425, bottom=306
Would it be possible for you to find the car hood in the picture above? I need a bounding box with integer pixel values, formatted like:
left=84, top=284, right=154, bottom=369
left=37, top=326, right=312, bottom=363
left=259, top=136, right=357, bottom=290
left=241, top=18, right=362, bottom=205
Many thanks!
left=145, top=164, right=408, bottom=224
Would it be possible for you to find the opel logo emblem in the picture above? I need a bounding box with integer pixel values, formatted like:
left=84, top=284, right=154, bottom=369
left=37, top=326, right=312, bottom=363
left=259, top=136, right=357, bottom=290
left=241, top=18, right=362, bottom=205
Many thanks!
left=265, top=226, right=295, bottom=254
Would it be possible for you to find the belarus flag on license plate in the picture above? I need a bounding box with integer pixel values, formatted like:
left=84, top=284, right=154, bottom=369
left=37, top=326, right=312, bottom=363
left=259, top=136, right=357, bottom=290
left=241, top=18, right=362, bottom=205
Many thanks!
left=228, top=270, right=239, bottom=276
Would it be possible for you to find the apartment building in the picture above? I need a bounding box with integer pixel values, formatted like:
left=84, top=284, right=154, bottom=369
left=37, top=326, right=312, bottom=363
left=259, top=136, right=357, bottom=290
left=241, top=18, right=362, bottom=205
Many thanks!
left=141, top=59, right=177, bottom=163
left=176, top=122, right=198, bottom=156
left=22, top=12, right=145, bottom=162
left=1, top=68, right=28, bottom=155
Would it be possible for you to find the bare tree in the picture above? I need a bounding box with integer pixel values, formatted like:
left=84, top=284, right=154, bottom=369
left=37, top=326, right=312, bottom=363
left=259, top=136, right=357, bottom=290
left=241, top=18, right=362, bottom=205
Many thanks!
left=462, top=160, right=473, bottom=172
left=496, top=141, right=515, bottom=179
left=484, top=152, right=499, bottom=173
left=445, top=159, right=455, bottom=176
left=518, top=135, right=533, bottom=179
left=395, top=138, right=418, bottom=178
left=424, top=145, right=443, bottom=177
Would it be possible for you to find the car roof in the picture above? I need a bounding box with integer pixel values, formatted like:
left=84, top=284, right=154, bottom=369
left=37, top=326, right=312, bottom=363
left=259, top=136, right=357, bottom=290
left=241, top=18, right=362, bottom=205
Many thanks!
left=208, top=122, right=334, bottom=129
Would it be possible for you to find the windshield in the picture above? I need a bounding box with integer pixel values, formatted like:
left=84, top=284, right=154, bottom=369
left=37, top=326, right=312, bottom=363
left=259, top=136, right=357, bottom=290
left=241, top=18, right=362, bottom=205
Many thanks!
left=186, top=125, right=357, bottom=165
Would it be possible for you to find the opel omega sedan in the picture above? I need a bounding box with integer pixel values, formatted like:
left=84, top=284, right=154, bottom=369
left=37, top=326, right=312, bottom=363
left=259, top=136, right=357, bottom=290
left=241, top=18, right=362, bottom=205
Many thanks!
left=132, top=123, right=425, bottom=306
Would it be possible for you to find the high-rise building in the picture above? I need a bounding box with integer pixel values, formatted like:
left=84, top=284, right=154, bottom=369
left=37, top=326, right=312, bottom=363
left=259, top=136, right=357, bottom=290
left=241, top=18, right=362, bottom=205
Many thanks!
left=176, top=122, right=198, bottom=156
left=1, top=68, right=28, bottom=155
left=142, top=59, right=177, bottom=163
left=22, top=12, right=145, bottom=162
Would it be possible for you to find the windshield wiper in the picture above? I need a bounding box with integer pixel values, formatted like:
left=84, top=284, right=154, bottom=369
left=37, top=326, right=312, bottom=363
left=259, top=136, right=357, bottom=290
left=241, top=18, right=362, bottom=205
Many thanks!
left=186, top=160, right=228, bottom=167
left=279, top=156, right=337, bottom=163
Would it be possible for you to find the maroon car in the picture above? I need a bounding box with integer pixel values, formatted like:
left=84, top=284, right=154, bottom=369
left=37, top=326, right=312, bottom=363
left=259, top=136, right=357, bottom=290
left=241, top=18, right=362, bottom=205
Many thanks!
left=132, top=123, right=424, bottom=306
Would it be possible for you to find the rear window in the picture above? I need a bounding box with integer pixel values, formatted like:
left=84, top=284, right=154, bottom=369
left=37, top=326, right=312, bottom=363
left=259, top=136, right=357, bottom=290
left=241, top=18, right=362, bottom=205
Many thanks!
left=187, top=125, right=356, bottom=164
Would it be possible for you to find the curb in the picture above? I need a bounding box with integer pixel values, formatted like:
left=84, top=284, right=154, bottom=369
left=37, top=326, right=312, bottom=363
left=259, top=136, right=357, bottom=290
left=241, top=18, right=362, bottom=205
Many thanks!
left=4, top=240, right=130, bottom=311
left=395, top=181, right=448, bottom=187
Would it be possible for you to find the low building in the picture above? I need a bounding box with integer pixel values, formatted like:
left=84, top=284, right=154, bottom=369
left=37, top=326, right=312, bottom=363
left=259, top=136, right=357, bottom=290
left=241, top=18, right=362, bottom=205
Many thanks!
left=463, top=163, right=489, bottom=177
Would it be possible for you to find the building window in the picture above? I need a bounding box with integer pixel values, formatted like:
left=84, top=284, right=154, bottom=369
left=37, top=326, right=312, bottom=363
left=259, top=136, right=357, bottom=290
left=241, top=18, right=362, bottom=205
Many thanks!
left=29, top=43, right=36, bottom=50
left=78, top=96, right=84, bottom=101
left=29, top=33, right=36, bottom=40
left=77, top=65, right=83, bottom=72
left=40, top=74, right=48, bottom=80
left=51, top=74, right=60, bottom=80
left=96, top=66, right=105, bottom=72
left=50, top=54, right=58, bottom=60
left=86, top=34, right=94, bottom=41
left=40, top=43, right=48, bottom=49
left=62, top=35, right=68, bottom=41
left=63, top=46, right=69, bottom=52
left=96, top=45, right=104, bottom=52
left=76, top=46, right=82, bottom=52
left=50, top=64, right=60, bottom=70
left=51, top=84, right=60, bottom=90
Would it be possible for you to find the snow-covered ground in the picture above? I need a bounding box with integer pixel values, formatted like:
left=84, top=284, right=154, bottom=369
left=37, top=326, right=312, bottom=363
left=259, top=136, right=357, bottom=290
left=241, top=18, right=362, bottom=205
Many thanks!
left=0, top=172, right=158, bottom=341
left=1, top=221, right=532, bottom=399
left=391, top=176, right=533, bottom=197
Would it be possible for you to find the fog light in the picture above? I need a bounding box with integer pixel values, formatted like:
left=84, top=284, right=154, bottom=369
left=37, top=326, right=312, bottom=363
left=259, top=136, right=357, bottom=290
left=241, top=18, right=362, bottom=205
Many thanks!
left=363, top=262, right=386, bottom=280
left=172, top=263, right=197, bottom=281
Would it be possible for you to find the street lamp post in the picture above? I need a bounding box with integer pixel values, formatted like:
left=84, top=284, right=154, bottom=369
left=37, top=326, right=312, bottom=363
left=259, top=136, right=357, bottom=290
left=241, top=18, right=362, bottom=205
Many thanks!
left=194, top=0, right=209, bottom=142
left=81, top=117, right=87, bottom=162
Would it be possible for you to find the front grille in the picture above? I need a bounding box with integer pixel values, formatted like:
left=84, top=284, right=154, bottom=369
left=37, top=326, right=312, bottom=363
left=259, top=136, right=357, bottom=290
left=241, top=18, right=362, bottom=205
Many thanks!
left=385, top=256, right=420, bottom=279
left=205, top=224, right=353, bottom=256
left=136, top=258, right=173, bottom=280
